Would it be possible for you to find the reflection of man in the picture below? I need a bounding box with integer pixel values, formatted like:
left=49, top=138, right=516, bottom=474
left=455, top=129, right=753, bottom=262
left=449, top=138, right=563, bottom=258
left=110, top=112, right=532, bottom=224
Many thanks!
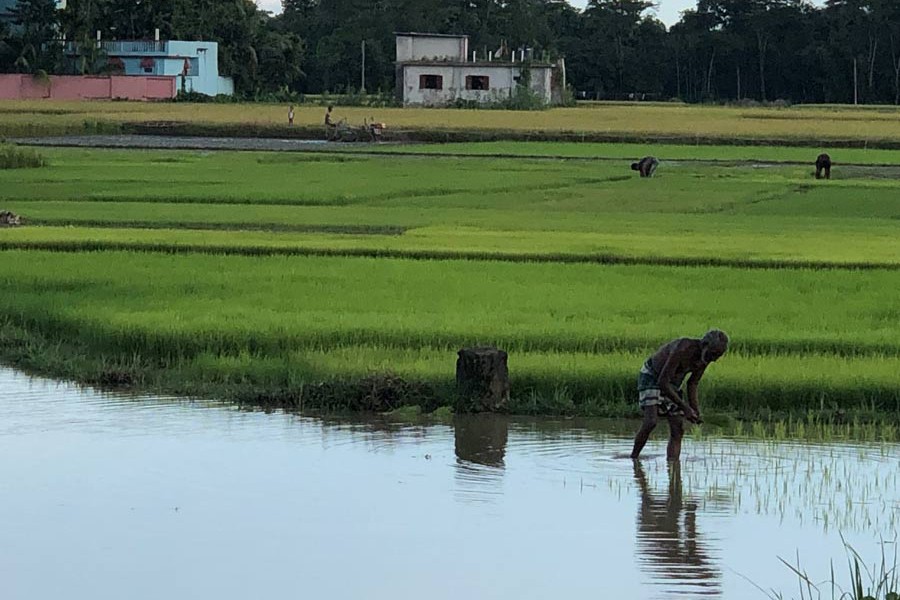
left=633, top=461, right=721, bottom=595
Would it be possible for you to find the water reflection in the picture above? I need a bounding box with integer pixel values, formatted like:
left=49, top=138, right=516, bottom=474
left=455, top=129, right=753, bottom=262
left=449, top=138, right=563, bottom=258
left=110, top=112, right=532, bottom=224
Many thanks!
left=454, top=415, right=509, bottom=468
left=634, top=461, right=722, bottom=598
left=2, top=367, right=899, bottom=600
left=453, top=415, right=509, bottom=503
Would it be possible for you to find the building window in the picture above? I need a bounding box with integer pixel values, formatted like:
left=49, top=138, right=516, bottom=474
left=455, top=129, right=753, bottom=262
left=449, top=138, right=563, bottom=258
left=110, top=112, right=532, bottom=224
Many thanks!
left=140, top=57, right=155, bottom=74
left=466, top=75, right=489, bottom=90
left=419, top=74, right=443, bottom=90
left=107, top=57, right=125, bottom=74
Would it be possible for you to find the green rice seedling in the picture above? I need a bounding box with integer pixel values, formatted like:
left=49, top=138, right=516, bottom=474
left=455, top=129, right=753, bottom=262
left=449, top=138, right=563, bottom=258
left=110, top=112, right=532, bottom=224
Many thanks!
left=3, top=148, right=899, bottom=270
left=1, top=145, right=900, bottom=421
left=766, top=537, right=899, bottom=600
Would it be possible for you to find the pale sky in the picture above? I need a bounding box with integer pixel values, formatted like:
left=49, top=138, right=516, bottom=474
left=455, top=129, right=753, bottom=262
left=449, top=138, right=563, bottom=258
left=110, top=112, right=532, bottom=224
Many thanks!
left=255, top=1, right=701, bottom=28
left=255, top=1, right=824, bottom=28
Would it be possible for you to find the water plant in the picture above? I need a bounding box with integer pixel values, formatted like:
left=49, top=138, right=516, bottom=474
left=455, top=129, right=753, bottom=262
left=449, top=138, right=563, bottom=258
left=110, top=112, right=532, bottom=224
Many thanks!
left=763, top=537, right=898, bottom=600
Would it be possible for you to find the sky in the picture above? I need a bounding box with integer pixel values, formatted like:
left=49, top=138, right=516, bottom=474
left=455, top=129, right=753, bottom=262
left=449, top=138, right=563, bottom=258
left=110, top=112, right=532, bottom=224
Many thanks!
left=254, top=1, right=702, bottom=28
left=255, top=1, right=826, bottom=28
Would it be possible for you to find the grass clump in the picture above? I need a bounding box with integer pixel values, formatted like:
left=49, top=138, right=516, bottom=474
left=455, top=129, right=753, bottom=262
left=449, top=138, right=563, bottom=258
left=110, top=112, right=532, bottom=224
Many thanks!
left=767, top=537, right=898, bottom=600
left=0, top=143, right=46, bottom=169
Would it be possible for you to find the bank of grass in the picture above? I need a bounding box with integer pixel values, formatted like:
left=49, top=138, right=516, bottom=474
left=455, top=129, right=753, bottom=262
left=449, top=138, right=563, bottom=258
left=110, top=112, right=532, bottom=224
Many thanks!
left=1, top=250, right=900, bottom=422
left=6, top=100, right=900, bottom=146
left=4, top=219, right=900, bottom=269
left=1, top=146, right=900, bottom=422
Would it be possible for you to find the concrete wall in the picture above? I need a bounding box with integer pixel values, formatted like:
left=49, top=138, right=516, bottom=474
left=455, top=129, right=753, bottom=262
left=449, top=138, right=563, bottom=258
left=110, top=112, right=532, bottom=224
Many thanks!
left=0, top=74, right=176, bottom=100
left=396, top=35, right=468, bottom=62
left=401, top=64, right=553, bottom=106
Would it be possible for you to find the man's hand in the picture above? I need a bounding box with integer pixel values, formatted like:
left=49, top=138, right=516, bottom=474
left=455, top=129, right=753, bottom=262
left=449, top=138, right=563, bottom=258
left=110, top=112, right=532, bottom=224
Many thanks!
left=684, top=407, right=701, bottom=424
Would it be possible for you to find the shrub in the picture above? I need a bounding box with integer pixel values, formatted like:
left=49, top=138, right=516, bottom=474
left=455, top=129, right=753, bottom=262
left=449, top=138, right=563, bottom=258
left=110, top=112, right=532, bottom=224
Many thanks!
left=0, top=143, right=46, bottom=169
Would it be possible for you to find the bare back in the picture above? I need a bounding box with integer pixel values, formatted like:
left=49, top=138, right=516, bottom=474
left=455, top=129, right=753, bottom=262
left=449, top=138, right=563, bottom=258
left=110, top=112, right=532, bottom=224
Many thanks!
left=647, top=338, right=704, bottom=388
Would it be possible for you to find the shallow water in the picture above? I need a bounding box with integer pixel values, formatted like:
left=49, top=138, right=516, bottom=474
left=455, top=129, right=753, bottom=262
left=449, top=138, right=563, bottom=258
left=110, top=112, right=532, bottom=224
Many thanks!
left=1, top=367, right=897, bottom=600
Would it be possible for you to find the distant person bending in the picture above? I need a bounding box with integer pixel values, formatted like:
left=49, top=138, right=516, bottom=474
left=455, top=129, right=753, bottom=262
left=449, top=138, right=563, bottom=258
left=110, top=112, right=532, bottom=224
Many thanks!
left=815, top=153, right=832, bottom=180
left=631, top=330, right=729, bottom=461
left=631, top=156, right=660, bottom=178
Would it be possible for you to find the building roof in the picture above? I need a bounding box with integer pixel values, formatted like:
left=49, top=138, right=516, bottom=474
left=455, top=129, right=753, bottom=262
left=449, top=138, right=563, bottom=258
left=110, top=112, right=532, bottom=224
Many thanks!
left=394, top=32, right=469, bottom=39
left=399, top=60, right=554, bottom=69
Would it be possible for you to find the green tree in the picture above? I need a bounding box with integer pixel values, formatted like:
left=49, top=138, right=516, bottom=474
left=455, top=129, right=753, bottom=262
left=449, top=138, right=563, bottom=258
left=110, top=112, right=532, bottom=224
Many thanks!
left=568, top=1, right=659, bottom=99
left=8, top=0, right=60, bottom=74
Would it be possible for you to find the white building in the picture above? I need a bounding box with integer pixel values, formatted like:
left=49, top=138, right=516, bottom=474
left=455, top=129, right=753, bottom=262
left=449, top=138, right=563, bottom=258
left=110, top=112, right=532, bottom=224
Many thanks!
left=395, top=32, right=562, bottom=107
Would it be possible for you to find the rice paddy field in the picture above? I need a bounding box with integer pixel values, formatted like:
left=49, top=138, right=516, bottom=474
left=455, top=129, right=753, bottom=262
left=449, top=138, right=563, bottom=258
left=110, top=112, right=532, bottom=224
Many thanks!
left=2, top=141, right=900, bottom=422
left=4, top=100, right=900, bottom=146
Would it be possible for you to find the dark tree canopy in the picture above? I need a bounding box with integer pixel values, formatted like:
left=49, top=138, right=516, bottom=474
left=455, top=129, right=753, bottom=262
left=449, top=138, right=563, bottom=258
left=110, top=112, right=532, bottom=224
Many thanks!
left=3, top=0, right=900, bottom=103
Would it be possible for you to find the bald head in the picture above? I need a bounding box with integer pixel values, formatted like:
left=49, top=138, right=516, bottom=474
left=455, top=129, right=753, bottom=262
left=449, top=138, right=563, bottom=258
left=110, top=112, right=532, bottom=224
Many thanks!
left=701, top=329, right=729, bottom=363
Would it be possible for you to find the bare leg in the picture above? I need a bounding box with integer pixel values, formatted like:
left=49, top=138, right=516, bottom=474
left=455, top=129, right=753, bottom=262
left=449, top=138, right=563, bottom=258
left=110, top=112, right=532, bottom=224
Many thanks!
left=631, top=406, right=659, bottom=459
left=667, top=414, right=685, bottom=462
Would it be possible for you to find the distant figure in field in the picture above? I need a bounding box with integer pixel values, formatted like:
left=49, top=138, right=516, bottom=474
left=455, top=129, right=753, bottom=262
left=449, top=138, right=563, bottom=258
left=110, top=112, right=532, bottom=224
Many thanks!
left=288, top=105, right=294, bottom=126
left=325, top=105, right=337, bottom=140
left=631, top=330, right=729, bottom=461
left=631, top=156, right=660, bottom=178
left=815, top=153, right=832, bottom=179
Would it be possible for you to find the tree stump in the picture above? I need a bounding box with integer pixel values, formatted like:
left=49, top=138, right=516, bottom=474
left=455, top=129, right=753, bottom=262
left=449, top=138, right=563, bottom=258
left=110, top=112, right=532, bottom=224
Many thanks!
left=456, top=347, right=510, bottom=413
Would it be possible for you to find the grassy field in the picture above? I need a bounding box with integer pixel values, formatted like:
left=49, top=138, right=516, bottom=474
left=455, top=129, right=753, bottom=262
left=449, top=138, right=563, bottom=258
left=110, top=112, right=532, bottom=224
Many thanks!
left=3, top=148, right=900, bottom=267
left=5, top=100, right=900, bottom=146
left=2, top=144, right=899, bottom=419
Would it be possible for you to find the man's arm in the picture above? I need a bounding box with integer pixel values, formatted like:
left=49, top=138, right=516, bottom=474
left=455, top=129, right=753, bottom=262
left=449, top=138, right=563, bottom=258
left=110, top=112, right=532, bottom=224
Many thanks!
left=656, top=341, right=696, bottom=419
left=686, top=365, right=706, bottom=422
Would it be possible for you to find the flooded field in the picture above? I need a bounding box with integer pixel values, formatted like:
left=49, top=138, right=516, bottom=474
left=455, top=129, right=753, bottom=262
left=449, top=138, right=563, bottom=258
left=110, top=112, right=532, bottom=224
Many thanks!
left=0, top=366, right=897, bottom=600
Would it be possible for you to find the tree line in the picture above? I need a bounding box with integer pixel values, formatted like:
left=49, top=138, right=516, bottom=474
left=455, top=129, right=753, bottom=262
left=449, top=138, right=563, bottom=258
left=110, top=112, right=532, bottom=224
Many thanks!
left=2, top=0, right=900, bottom=105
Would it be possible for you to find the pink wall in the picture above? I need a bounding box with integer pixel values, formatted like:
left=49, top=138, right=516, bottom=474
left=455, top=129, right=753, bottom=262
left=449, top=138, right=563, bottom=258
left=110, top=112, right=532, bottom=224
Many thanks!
left=0, top=75, right=176, bottom=101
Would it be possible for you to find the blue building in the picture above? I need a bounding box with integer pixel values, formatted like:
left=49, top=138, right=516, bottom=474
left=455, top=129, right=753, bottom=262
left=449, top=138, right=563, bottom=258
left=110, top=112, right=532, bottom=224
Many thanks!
left=64, top=39, right=234, bottom=97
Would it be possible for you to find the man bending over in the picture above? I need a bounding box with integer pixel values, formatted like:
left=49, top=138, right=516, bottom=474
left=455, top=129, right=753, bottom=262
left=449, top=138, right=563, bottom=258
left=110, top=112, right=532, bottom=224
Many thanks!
left=631, top=156, right=660, bottom=177
left=815, top=153, right=832, bottom=180
left=631, top=330, right=729, bottom=461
